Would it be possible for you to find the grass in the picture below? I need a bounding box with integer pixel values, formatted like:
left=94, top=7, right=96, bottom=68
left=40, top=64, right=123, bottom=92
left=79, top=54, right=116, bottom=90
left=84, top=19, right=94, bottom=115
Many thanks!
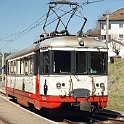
left=107, top=59, right=124, bottom=111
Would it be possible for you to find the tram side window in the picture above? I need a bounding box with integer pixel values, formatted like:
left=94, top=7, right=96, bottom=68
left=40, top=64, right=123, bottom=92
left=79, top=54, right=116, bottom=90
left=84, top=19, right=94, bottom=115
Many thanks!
left=24, top=58, right=29, bottom=75
left=20, top=59, right=24, bottom=75
left=8, top=61, right=16, bottom=75
left=7, top=62, right=11, bottom=75
left=20, top=56, right=34, bottom=75
left=13, top=61, right=16, bottom=75
left=24, top=56, right=34, bottom=75
left=16, top=60, right=20, bottom=75
left=7, top=55, right=34, bottom=76
left=29, top=56, right=34, bottom=75
left=10, top=61, right=14, bottom=75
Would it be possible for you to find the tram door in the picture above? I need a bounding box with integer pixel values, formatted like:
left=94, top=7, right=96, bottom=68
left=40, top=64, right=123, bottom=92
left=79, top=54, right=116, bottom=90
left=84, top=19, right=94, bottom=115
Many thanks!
left=34, top=50, right=40, bottom=96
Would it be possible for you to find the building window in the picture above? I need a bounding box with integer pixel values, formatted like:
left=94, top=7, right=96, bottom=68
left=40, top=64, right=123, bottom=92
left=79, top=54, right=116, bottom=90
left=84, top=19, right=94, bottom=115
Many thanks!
left=101, top=35, right=111, bottom=40
left=119, top=34, right=123, bottom=39
left=119, top=24, right=123, bottom=28
left=109, top=24, right=111, bottom=29
left=101, top=24, right=104, bottom=29
left=101, top=24, right=111, bottom=29
left=101, top=35, right=106, bottom=40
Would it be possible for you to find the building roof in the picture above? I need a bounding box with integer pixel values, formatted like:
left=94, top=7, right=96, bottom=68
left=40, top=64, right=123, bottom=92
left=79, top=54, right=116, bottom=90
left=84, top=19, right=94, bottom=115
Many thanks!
left=98, top=8, right=124, bottom=21
left=86, top=29, right=100, bottom=35
left=86, top=29, right=101, bottom=39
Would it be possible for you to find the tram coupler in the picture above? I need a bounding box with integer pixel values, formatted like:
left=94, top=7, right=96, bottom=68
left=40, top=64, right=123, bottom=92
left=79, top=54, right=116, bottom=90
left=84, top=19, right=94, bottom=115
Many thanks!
left=80, top=101, right=91, bottom=111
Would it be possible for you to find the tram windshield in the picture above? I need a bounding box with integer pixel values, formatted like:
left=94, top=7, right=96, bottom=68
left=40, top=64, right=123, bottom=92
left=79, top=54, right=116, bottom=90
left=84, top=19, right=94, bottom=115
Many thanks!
left=51, top=50, right=107, bottom=75
left=90, top=52, right=107, bottom=75
left=76, top=51, right=87, bottom=74
left=53, top=51, right=71, bottom=73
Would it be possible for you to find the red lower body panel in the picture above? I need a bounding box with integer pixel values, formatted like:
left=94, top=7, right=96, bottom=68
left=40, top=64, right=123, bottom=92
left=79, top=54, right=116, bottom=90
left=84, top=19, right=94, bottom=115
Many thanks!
left=6, top=87, right=108, bottom=110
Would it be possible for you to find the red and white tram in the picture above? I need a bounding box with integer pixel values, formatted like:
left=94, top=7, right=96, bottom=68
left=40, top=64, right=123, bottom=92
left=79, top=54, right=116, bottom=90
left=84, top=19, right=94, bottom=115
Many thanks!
left=5, top=35, right=108, bottom=111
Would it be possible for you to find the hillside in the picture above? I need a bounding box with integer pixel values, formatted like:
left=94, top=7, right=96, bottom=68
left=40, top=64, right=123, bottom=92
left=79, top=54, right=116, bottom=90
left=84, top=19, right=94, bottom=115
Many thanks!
left=107, top=59, right=124, bottom=111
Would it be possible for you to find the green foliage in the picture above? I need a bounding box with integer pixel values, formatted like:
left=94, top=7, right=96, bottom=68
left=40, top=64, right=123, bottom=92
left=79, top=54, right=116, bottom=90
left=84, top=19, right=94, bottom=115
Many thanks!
left=107, top=59, right=124, bottom=111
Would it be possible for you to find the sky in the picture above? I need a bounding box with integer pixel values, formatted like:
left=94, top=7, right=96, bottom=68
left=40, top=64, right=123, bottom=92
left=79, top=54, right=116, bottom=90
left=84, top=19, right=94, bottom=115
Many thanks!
left=0, top=0, right=124, bottom=53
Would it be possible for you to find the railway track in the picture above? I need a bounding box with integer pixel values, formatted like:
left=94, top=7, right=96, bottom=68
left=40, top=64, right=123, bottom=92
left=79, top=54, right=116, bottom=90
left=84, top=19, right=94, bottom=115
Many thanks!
left=63, top=116, right=124, bottom=124
left=1, top=91, right=124, bottom=124
left=63, top=111, right=124, bottom=124
left=85, top=110, right=124, bottom=124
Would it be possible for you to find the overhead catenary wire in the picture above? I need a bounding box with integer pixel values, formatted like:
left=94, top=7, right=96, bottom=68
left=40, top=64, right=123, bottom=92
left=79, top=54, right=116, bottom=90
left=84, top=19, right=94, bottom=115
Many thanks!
left=0, top=3, right=64, bottom=42
left=0, top=4, right=64, bottom=51
left=0, top=16, right=46, bottom=51
left=0, top=0, right=107, bottom=52
left=0, top=13, right=47, bottom=42
left=79, top=0, right=105, bottom=5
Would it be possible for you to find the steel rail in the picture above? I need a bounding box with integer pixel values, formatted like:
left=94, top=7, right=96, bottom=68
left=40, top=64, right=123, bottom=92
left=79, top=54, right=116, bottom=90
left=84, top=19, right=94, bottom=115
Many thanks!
left=92, top=114, right=124, bottom=123
left=63, top=119, right=77, bottom=124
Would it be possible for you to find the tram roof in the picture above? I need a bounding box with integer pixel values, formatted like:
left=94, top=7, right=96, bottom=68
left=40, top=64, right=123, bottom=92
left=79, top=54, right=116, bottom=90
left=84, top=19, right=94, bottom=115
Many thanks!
left=6, top=36, right=107, bottom=60
left=39, top=36, right=107, bottom=48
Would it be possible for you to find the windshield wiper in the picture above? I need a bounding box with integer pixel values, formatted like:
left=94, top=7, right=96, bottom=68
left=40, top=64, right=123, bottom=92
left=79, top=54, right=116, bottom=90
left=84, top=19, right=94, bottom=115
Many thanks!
left=72, top=69, right=80, bottom=81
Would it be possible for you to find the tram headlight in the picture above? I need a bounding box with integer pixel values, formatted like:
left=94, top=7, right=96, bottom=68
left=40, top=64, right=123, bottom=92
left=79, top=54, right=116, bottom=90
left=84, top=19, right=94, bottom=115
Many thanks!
left=100, top=83, right=105, bottom=91
left=56, top=82, right=61, bottom=89
left=78, top=38, right=84, bottom=46
left=100, top=83, right=104, bottom=88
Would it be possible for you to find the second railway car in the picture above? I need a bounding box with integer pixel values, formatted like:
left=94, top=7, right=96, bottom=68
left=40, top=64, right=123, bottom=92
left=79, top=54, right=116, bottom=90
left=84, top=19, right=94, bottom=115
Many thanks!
left=5, top=35, right=108, bottom=112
